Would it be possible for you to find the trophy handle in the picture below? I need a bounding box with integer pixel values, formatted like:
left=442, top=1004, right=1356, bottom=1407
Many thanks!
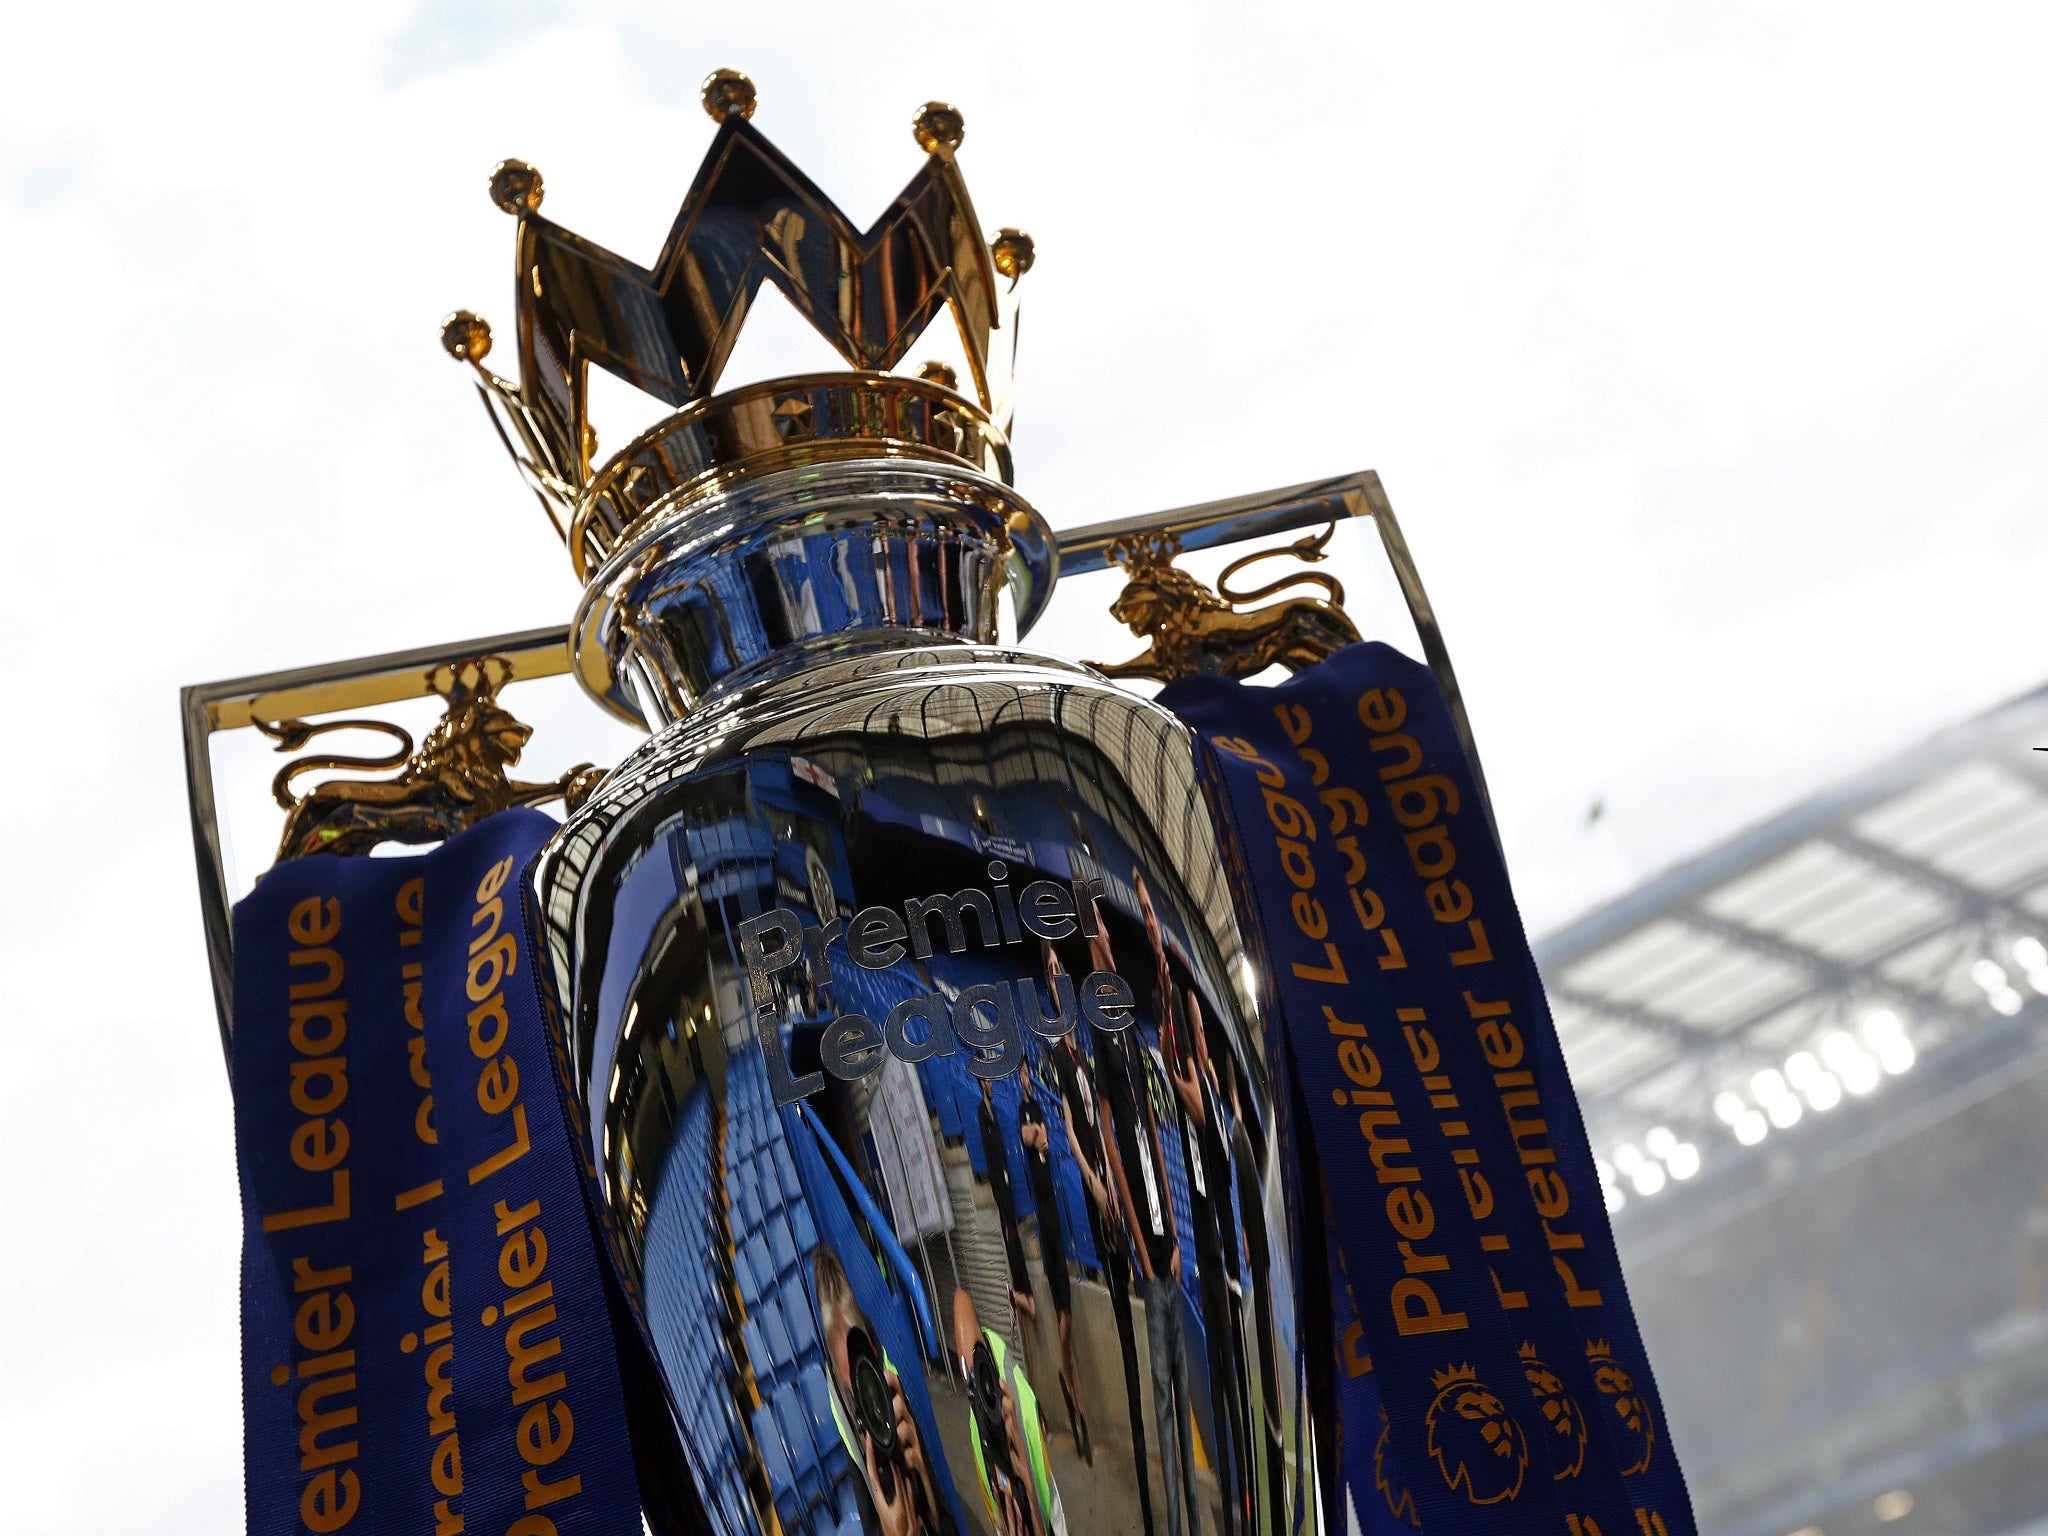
left=1060, top=469, right=1493, bottom=830
left=182, top=471, right=1489, bottom=1063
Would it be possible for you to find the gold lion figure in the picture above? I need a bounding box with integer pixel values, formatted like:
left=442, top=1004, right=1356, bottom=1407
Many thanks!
left=264, top=656, right=603, bottom=864
left=1090, top=523, right=1362, bottom=683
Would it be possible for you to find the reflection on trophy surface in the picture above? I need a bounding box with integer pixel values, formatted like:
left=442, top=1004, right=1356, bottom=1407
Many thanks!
left=539, top=621, right=1305, bottom=1536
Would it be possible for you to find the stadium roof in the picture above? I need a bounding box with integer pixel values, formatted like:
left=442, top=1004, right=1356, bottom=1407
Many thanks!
left=1535, top=680, right=2048, bottom=1216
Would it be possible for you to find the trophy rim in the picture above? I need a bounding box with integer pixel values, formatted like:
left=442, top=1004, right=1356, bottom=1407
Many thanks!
left=569, top=372, right=1016, bottom=583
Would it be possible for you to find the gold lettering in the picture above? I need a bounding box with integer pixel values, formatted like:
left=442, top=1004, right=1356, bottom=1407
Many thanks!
left=1528, top=1167, right=1570, bottom=1219
left=262, top=1172, right=351, bottom=1232
left=475, top=854, right=516, bottom=904
left=1388, top=773, right=1462, bottom=828
left=495, top=1196, right=542, bottom=1236
left=479, top=1054, right=520, bottom=1115
left=300, top=1468, right=360, bottom=1533
left=500, top=1227, right=549, bottom=1288
left=1458, top=1167, right=1494, bottom=1220
left=1450, top=919, right=1494, bottom=967
left=505, top=1304, right=567, bottom=1406
left=1356, top=1109, right=1417, bottom=1184
left=1338, top=1040, right=1381, bottom=1087
left=1386, top=1187, right=1434, bottom=1241
left=1321, top=785, right=1370, bottom=833
left=1371, top=732, right=1423, bottom=782
left=1335, top=835, right=1368, bottom=884
left=1292, top=943, right=1349, bottom=984
left=1390, top=1277, right=1466, bottom=1335
left=289, top=1000, right=348, bottom=1056
left=1262, top=788, right=1317, bottom=842
left=1322, top=1006, right=1367, bottom=1038
left=427, top=1342, right=458, bottom=1435
left=296, top=1372, right=359, bottom=1471
left=295, top=1291, right=354, bottom=1353
left=1477, top=1019, right=1523, bottom=1070
left=1404, top=824, right=1456, bottom=880
left=517, top=1400, right=574, bottom=1467
left=1425, top=878, right=1474, bottom=924
left=469, top=896, right=504, bottom=956
left=1377, top=927, right=1408, bottom=971
left=1554, top=1254, right=1604, bottom=1308
left=293, top=1257, right=351, bottom=1293
left=1290, top=892, right=1329, bottom=940
left=288, top=897, right=341, bottom=947
left=290, top=1117, right=350, bottom=1174
left=289, top=948, right=346, bottom=1001
left=467, top=1104, right=532, bottom=1184
left=1357, top=688, right=1406, bottom=733
left=290, top=1058, right=349, bottom=1117
left=466, top=934, right=518, bottom=1005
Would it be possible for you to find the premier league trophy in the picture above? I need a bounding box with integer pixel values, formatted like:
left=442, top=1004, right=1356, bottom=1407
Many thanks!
left=189, top=69, right=1691, bottom=1536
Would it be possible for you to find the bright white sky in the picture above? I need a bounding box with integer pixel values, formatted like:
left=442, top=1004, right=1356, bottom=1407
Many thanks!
left=4, top=2, right=2045, bottom=1527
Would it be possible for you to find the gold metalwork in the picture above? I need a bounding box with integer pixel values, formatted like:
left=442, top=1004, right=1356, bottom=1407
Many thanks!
left=264, top=656, right=602, bottom=863
left=701, top=67, right=757, bottom=122
left=911, top=101, right=965, bottom=153
left=488, top=159, right=544, bottom=215
left=990, top=228, right=1034, bottom=281
left=448, top=69, right=1028, bottom=572
left=1091, top=523, right=1363, bottom=683
left=565, top=371, right=1011, bottom=580
left=441, top=310, right=492, bottom=363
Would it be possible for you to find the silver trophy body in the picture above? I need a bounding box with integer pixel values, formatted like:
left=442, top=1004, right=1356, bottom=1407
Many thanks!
left=535, top=459, right=1305, bottom=1536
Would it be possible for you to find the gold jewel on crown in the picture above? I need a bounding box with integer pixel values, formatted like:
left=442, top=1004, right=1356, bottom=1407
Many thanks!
left=440, top=68, right=1035, bottom=581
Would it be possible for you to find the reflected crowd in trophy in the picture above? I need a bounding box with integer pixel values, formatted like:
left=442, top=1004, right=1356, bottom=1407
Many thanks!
left=587, top=691, right=1300, bottom=1536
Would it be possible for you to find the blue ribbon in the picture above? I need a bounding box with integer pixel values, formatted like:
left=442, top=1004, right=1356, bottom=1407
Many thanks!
left=233, top=809, right=649, bottom=1535
left=1162, top=643, right=1695, bottom=1536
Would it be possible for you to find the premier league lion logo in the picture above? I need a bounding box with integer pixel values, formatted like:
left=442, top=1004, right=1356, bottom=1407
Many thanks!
left=1519, top=1343, right=1589, bottom=1480
left=1586, top=1340, right=1656, bottom=1476
left=1424, top=1364, right=1528, bottom=1505
left=1374, top=1409, right=1421, bottom=1527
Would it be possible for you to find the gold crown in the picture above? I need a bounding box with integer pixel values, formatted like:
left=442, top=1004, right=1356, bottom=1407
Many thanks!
left=1516, top=1341, right=1539, bottom=1363
left=1430, top=1363, right=1480, bottom=1392
left=443, top=69, right=1033, bottom=580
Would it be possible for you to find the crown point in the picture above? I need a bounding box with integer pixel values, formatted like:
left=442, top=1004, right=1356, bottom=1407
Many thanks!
left=702, top=69, right=757, bottom=123
left=912, top=102, right=965, bottom=154
left=489, top=160, right=544, bottom=216
left=916, top=360, right=959, bottom=391
left=991, top=228, right=1035, bottom=280
left=440, top=311, right=493, bottom=363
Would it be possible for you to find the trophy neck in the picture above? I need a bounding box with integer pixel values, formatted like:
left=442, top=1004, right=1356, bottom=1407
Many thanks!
left=569, top=458, right=1057, bottom=730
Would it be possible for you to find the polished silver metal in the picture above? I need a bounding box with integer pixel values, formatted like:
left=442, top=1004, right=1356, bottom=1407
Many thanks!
left=570, top=460, right=1055, bottom=728
left=533, top=457, right=1324, bottom=1536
